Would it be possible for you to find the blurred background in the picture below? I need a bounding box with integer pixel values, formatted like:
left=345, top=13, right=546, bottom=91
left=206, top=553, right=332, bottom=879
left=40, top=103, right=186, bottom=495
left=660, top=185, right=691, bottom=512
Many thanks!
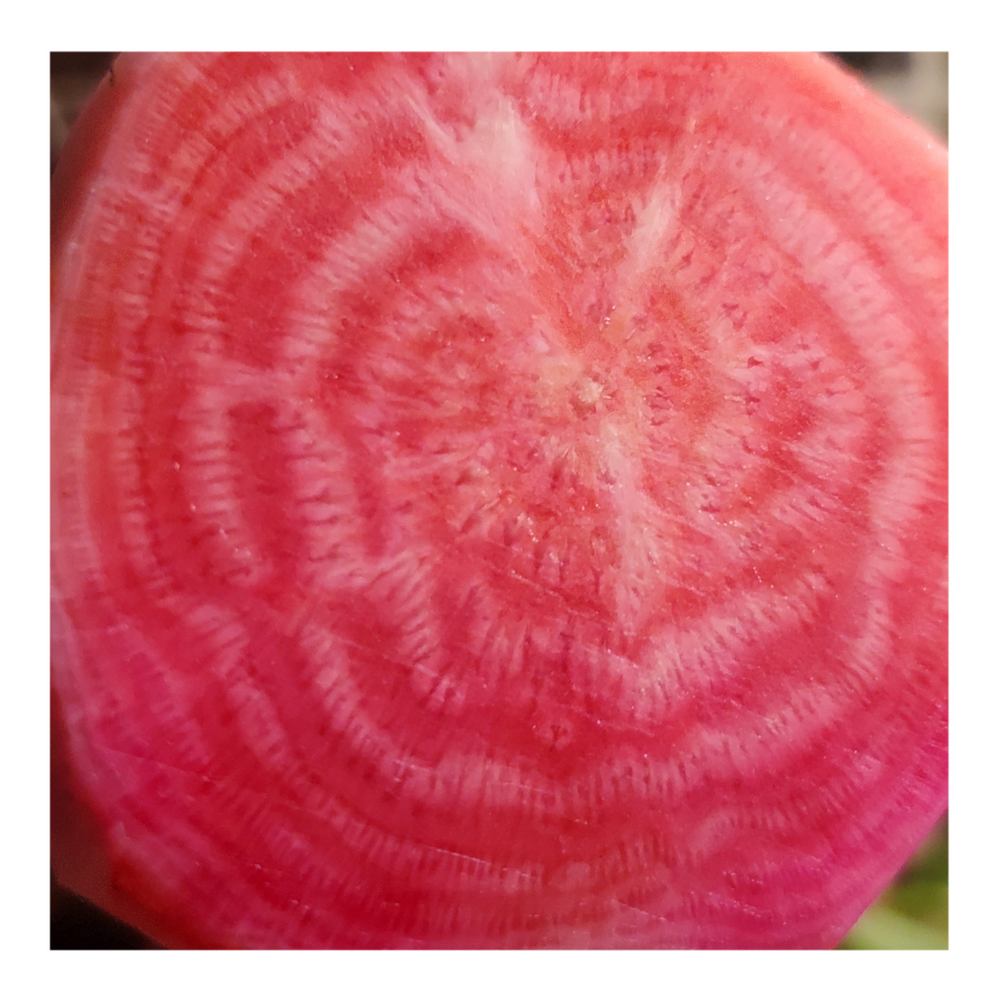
left=49, top=52, right=949, bottom=950
left=832, top=51, right=948, bottom=140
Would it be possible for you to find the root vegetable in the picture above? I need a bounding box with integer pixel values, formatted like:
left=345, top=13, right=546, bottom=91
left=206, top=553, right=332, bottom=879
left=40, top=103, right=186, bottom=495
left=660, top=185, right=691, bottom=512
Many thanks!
left=51, top=52, right=948, bottom=949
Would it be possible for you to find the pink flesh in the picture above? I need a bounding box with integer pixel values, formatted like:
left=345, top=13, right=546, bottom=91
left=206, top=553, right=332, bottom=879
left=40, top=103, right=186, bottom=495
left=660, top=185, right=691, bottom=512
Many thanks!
left=51, top=53, right=947, bottom=948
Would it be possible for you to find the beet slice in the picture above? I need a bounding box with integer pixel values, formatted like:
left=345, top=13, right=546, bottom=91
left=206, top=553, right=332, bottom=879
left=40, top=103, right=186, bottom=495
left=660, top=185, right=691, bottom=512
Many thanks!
left=51, top=53, right=947, bottom=949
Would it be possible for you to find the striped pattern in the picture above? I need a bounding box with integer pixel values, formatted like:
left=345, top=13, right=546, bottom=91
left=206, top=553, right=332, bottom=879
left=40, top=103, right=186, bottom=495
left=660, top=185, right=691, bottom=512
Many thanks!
left=51, top=53, right=947, bottom=948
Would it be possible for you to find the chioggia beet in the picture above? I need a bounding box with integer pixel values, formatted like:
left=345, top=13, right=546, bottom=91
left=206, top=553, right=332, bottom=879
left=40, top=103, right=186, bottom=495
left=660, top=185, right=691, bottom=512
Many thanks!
left=50, top=52, right=947, bottom=949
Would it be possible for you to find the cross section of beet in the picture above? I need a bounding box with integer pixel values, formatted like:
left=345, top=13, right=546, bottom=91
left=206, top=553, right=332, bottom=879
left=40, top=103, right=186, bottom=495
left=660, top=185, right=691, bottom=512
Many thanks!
left=51, top=53, right=947, bottom=949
